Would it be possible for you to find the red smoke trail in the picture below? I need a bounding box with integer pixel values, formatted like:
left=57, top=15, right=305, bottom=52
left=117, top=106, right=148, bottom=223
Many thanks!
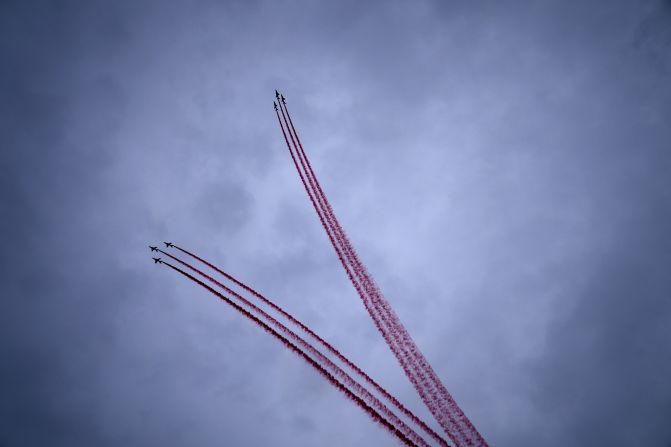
left=273, top=107, right=404, bottom=379
left=285, top=110, right=477, bottom=447
left=279, top=101, right=453, bottom=434
left=158, top=249, right=428, bottom=447
left=274, top=105, right=446, bottom=437
left=278, top=102, right=407, bottom=359
left=159, top=259, right=419, bottom=447
left=277, top=101, right=414, bottom=373
left=277, top=101, right=451, bottom=439
left=159, top=249, right=433, bottom=447
left=279, top=102, right=442, bottom=384
left=280, top=98, right=488, bottom=446
left=278, top=100, right=456, bottom=443
left=168, top=244, right=450, bottom=447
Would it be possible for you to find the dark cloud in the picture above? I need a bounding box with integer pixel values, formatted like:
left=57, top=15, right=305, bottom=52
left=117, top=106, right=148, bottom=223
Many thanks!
left=1, top=0, right=670, bottom=446
left=522, top=182, right=671, bottom=445
left=633, top=1, right=671, bottom=75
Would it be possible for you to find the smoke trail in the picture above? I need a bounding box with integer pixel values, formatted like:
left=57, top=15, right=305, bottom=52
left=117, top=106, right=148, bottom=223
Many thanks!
left=167, top=244, right=450, bottom=447
left=277, top=100, right=457, bottom=443
left=274, top=105, right=447, bottom=434
left=279, top=96, right=488, bottom=447
left=278, top=100, right=454, bottom=438
left=159, top=250, right=435, bottom=447
left=160, top=259, right=420, bottom=447
left=277, top=101, right=454, bottom=442
left=286, top=114, right=476, bottom=447
left=273, top=107, right=402, bottom=372
left=280, top=100, right=442, bottom=389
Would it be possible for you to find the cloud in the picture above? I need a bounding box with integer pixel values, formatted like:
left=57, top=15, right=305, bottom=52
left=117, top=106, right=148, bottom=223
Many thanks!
left=1, top=0, right=670, bottom=446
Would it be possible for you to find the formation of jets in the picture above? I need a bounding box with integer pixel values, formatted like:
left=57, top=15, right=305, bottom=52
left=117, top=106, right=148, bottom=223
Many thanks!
left=149, top=242, right=175, bottom=265
left=273, top=90, right=286, bottom=110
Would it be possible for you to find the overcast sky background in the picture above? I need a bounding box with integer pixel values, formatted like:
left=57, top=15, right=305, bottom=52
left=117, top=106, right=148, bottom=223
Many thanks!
left=2, top=1, right=670, bottom=446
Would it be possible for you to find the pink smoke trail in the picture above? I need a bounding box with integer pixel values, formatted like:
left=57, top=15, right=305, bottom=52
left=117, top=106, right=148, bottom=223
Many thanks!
left=168, top=244, right=450, bottom=447
left=159, top=249, right=434, bottom=447
left=159, top=258, right=420, bottom=447
left=277, top=100, right=453, bottom=441
left=274, top=105, right=445, bottom=432
left=279, top=96, right=488, bottom=447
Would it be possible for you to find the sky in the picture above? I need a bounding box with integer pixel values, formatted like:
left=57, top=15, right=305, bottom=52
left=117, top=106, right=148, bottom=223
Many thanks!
left=1, top=0, right=670, bottom=446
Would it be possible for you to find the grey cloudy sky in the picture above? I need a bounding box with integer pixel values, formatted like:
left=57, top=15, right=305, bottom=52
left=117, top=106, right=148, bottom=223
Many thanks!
left=1, top=0, right=670, bottom=446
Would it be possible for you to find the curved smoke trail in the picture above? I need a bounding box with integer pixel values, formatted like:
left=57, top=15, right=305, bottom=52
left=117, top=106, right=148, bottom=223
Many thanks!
left=278, top=95, right=488, bottom=447
left=279, top=100, right=452, bottom=433
left=159, top=249, right=434, bottom=447
left=168, top=244, right=450, bottom=447
left=160, top=259, right=419, bottom=447
left=277, top=101, right=456, bottom=441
